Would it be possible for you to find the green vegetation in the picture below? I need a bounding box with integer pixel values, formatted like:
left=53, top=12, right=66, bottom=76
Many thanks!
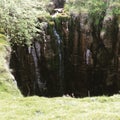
left=64, top=0, right=120, bottom=45
left=109, top=1, right=120, bottom=15
left=64, top=0, right=120, bottom=15
left=64, top=0, right=120, bottom=26
left=0, top=0, right=50, bottom=45
left=0, top=0, right=120, bottom=46
left=0, top=34, right=20, bottom=97
left=0, top=95, right=120, bottom=120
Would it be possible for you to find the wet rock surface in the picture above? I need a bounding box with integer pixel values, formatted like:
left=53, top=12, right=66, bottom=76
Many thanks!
left=10, top=9, right=120, bottom=97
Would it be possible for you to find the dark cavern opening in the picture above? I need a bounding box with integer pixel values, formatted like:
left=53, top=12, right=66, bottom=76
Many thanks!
left=10, top=15, right=120, bottom=97
left=8, top=0, right=120, bottom=97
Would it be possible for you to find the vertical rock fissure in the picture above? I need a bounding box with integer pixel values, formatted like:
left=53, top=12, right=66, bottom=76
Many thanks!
left=32, top=42, right=42, bottom=95
left=33, top=40, right=48, bottom=96
left=53, top=27, right=64, bottom=94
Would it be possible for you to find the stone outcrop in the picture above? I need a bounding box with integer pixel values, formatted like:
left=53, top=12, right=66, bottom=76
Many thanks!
left=0, top=34, right=20, bottom=95
left=10, top=8, right=120, bottom=97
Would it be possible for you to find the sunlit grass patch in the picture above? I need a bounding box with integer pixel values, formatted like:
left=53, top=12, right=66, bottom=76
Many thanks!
left=0, top=95, right=119, bottom=120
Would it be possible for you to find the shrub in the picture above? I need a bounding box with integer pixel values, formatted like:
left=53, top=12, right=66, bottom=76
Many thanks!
left=0, top=0, right=50, bottom=46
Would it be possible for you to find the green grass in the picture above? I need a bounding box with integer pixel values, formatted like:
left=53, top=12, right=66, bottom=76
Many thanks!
left=64, top=0, right=120, bottom=15
left=0, top=95, right=120, bottom=120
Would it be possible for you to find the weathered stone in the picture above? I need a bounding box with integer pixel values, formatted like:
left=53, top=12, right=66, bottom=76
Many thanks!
left=52, top=0, right=65, bottom=8
left=10, top=11, right=120, bottom=97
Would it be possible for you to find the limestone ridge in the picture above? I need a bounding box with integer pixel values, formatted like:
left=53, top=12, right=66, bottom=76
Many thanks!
left=10, top=1, right=120, bottom=97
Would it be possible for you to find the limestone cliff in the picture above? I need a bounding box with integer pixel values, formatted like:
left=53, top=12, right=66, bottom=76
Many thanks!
left=10, top=0, right=120, bottom=97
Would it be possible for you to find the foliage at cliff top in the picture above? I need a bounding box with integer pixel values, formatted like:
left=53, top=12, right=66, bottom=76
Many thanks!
left=0, top=0, right=50, bottom=45
left=64, top=0, right=120, bottom=15
left=1, top=0, right=120, bottom=46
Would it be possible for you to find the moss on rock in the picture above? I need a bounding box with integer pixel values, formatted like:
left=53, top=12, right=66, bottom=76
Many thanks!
left=0, top=34, right=20, bottom=96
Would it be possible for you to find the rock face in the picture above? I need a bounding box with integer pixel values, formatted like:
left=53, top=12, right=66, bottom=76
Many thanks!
left=10, top=10, right=120, bottom=97
left=52, top=0, right=65, bottom=8
left=0, top=34, right=20, bottom=95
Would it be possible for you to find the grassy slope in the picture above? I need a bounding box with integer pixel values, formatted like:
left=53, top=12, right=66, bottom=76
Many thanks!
left=0, top=34, right=20, bottom=97
left=0, top=95, right=120, bottom=120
